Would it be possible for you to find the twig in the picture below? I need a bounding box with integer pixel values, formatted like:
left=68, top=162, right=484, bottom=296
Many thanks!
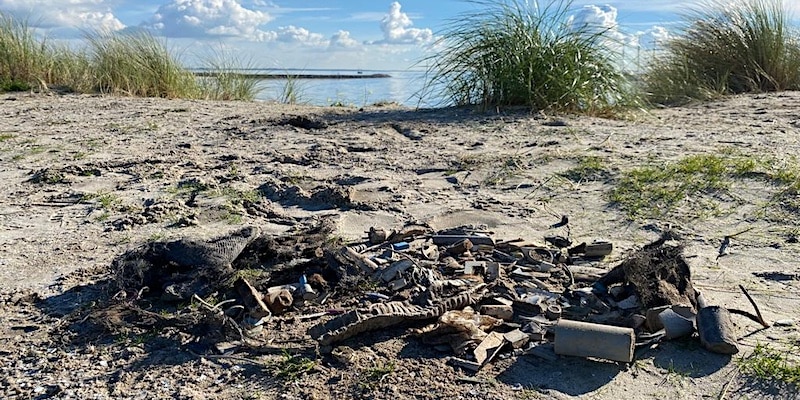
left=523, top=176, right=554, bottom=199
left=738, top=285, right=770, bottom=328
left=717, top=227, right=756, bottom=260
left=727, top=226, right=755, bottom=238
left=717, top=368, right=739, bottom=400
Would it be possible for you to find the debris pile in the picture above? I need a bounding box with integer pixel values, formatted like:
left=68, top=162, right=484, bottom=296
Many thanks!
left=106, top=219, right=766, bottom=372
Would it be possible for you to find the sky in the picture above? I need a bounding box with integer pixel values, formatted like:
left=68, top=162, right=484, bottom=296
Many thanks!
left=1, top=0, right=799, bottom=71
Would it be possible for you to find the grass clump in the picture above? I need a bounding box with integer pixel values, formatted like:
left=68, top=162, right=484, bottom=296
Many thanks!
left=87, top=30, right=200, bottom=98
left=422, top=0, right=639, bottom=114
left=644, top=0, right=800, bottom=105
left=358, top=361, right=395, bottom=392
left=0, top=13, right=48, bottom=91
left=0, top=12, right=259, bottom=100
left=279, top=73, right=304, bottom=104
left=737, top=342, right=800, bottom=389
left=196, top=49, right=262, bottom=101
left=81, top=191, right=120, bottom=210
left=610, top=153, right=757, bottom=219
left=272, top=350, right=316, bottom=381
left=561, top=155, right=611, bottom=182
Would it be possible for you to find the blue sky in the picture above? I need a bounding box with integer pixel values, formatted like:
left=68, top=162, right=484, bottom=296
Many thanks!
left=1, top=0, right=799, bottom=70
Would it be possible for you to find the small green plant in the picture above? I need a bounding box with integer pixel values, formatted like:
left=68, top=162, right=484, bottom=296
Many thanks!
left=421, top=0, right=640, bottom=113
left=221, top=187, right=260, bottom=205
left=737, top=342, right=800, bottom=389
left=111, top=234, right=132, bottom=245
left=148, top=232, right=166, bottom=242
left=97, top=193, right=119, bottom=209
left=358, top=361, right=395, bottom=391
left=484, top=155, right=526, bottom=186
left=223, top=210, right=244, bottom=224
left=273, top=350, right=316, bottom=381
left=0, top=133, right=15, bottom=141
left=645, top=0, right=800, bottom=104
left=561, top=155, right=610, bottom=182
left=81, top=191, right=120, bottom=210
left=172, top=179, right=213, bottom=195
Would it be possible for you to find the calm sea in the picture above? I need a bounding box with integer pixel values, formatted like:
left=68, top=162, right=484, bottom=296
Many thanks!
left=251, top=69, right=445, bottom=108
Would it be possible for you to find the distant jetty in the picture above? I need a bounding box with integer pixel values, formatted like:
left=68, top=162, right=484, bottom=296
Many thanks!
left=194, top=71, right=391, bottom=79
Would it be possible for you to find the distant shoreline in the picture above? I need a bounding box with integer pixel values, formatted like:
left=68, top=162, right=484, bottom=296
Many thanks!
left=193, top=72, right=391, bottom=79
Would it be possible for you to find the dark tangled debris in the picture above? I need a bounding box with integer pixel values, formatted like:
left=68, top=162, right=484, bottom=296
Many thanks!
left=96, top=219, right=770, bottom=374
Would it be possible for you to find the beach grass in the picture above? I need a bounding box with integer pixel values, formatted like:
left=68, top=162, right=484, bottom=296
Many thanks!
left=737, top=342, right=800, bottom=390
left=0, top=12, right=259, bottom=100
left=86, top=30, right=200, bottom=98
left=609, top=153, right=756, bottom=219
left=644, top=0, right=800, bottom=105
left=196, top=48, right=262, bottom=101
left=0, top=13, right=49, bottom=91
left=279, top=72, right=303, bottom=104
left=422, top=0, right=641, bottom=114
left=609, top=151, right=800, bottom=220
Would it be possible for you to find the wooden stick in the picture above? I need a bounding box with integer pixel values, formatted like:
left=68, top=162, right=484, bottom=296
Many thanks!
left=716, top=369, right=739, bottom=400
left=738, top=285, right=770, bottom=328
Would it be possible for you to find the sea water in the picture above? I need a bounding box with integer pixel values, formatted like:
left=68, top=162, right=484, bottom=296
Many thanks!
left=253, top=69, right=446, bottom=108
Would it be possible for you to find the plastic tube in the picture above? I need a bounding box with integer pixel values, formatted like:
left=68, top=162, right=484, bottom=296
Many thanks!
left=554, top=319, right=635, bottom=362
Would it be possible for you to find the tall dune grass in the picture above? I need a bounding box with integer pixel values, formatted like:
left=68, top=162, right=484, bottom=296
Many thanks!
left=86, top=30, right=200, bottom=98
left=0, top=12, right=259, bottom=100
left=45, top=44, right=94, bottom=93
left=197, top=49, right=262, bottom=101
left=0, top=13, right=48, bottom=91
left=422, top=0, right=640, bottom=114
left=645, top=0, right=800, bottom=105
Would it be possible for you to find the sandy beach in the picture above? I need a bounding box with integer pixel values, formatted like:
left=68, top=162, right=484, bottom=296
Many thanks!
left=1, top=92, right=798, bottom=399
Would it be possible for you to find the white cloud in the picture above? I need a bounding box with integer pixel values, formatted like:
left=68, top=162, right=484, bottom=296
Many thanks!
left=636, top=26, right=671, bottom=50
left=568, top=4, right=636, bottom=56
left=571, top=4, right=619, bottom=31
left=273, top=25, right=326, bottom=46
left=0, top=0, right=125, bottom=32
left=146, top=0, right=273, bottom=41
left=374, top=2, right=432, bottom=45
left=329, top=30, right=360, bottom=49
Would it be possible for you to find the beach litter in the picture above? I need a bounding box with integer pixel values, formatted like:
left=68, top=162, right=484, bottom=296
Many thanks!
left=98, top=217, right=772, bottom=374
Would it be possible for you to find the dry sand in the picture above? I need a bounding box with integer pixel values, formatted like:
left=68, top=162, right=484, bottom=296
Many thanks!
left=0, top=92, right=798, bottom=399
